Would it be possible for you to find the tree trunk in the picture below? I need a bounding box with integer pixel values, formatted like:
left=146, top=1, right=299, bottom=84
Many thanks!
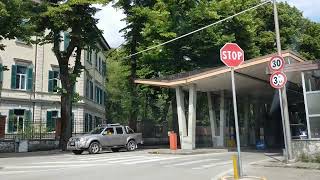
left=59, top=91, right=72, bottom=150
left=128, top=29, right=138, bottom=131
left=59, top=64, right=73, bottom=151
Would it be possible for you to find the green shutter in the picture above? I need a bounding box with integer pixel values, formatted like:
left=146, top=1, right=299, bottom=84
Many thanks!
left=0, top=64, right=3, bottom=82
left=27, top=67, right=33, bottom=91
left=64, top=32, right=70, bottom=51
left=11, top=65, right=17, bottom=89
left=8, top=110, right=14, bottom=133
left=46, top=111, right=53, bottom=131
left=48, top=71, right=53, bottom=92
left=24, top=110, right=32, bottom=130
left=89, top=114, right=92, bottom=131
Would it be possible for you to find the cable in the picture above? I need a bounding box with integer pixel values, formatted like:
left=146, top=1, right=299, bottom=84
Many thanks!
left=124, top=0, right=272, bottom=59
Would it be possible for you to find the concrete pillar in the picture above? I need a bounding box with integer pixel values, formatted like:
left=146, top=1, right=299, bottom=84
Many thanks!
left=175, top=86, right=187, bottom=149
left=186, top=84, right=197, bottom=150
left=207, top=92, right=216, bottom=147
left=218, top=90, right=225, bottom=147
left=243, top=97, right=249, bottom=146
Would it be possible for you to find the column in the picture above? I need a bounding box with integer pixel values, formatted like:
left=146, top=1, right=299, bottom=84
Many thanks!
left=186, top=84, right=197, bottom=150
left=175, top=86, right=187, bottom=149
left=243, top=96, right=249, bottom=146
left=207, top=92, right=216, bottom=147
left=218, top=90, right=225, bottom=147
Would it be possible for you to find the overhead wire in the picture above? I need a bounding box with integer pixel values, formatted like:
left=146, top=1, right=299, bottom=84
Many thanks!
left=124, top=0, right=272, bottom=59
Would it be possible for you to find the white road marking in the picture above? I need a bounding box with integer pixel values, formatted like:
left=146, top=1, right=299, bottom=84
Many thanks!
left=123, top=157, right=180, bottom=165
left=192, top=161, right=232, bottom=170
left=165, top=158, right=220, bottom=167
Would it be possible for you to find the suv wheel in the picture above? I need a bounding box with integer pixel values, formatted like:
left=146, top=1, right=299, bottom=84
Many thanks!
left=88, top=142, right=101, bottom=154
left=72, top=150, right=83, bottom=155
left=126, top=140, right=137, bottom=151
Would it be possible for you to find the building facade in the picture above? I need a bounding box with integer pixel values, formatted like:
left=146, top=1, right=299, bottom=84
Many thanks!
left=0, top=35, right=110, bottom=137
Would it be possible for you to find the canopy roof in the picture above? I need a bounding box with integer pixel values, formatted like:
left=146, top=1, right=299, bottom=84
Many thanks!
left=135, top=50, right=307, bottom=99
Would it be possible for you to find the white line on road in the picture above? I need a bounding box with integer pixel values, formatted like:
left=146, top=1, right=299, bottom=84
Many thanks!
left=165, top=158, right=220, bottom=167
left=192, top=161, right=232, bottom=170
left=123, top=157, right=180, bottom=165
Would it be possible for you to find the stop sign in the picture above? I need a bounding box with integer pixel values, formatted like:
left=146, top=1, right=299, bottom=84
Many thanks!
left=220, top=43, right=244, bottom=67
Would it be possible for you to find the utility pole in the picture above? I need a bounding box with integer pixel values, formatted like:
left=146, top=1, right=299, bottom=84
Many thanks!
left=273, top=0, right=293, bottom=160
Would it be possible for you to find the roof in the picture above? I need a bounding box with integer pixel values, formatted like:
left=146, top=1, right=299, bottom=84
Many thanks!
left=134, top=50, right=306, bottom=88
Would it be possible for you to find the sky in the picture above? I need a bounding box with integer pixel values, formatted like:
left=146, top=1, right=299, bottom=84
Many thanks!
left=95, top=0, right=320, bottom=48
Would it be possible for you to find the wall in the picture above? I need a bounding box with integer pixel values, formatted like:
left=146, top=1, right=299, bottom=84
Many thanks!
left=292, top=139, right=320, bottom=159
left=0, top=140, right=59, bottom=153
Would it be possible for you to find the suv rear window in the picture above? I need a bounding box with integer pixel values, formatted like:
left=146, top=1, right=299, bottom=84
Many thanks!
left=116, top=127, right=123, bottom=134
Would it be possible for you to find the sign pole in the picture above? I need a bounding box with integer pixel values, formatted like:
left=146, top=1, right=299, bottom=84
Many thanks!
left=231, top=67, right=242, bottom=177
left=273, top=0, right=293, bottom=160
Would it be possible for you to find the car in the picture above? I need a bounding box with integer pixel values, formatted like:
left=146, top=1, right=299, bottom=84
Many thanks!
left=67, top=124, right=143, bottom=155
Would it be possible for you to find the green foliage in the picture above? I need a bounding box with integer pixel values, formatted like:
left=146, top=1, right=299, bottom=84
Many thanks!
left=0, top=0, right=38, bottom=50
left=112, top=0, right=320, bottom=127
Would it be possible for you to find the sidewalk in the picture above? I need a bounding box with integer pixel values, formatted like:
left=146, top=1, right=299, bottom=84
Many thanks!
left=217, top=155, right=320, bottom=180
left=147, top=148, right=228, bottom=155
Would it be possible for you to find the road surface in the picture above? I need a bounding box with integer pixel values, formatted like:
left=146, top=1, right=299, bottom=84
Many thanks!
left=0, top=150, right=270, bottom=180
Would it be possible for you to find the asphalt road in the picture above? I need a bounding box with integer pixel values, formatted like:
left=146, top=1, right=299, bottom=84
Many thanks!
left=0, top=150, right=270, bottom=180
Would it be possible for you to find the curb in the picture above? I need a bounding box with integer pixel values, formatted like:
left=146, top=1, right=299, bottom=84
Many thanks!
left=220, top=176, right=267, bottom=180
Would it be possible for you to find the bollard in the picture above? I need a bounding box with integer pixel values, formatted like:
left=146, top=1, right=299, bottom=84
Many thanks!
left=232, top=155, right=239, bottom=179
left=169, top=131, right=177, bottom=150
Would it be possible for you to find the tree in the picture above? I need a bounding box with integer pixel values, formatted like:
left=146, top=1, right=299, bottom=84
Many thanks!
left=33, top=0, right=110, bottom=150
left=111, top=0, right=320, bottom=130
left=0, top=0, right=36, bottom=50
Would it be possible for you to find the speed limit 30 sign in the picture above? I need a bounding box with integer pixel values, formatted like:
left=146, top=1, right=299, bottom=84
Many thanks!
left=270, top=71, right=287, bottom=89
left=269, top=55, right=285, bottom=72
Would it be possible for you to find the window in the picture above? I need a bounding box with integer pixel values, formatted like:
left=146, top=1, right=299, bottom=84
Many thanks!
left=7, top=109, right=31, bottom=133
left=0, top=64, right=3, bottom=83
left=48, top=70, right=60, bottom=92
left=11, top=65, right=33, bottom=91
left=102, top=61, right=106, bottom=77
left=47, top=111, right=59, bottom=132
left=95, top=52, right=98, bottom=70
left=105, top=128, right=114, bottom=135
left=99, top=57, right=102, bottom=73
left=84, top=113, right=93, bottom=132
left=86, top=78, right=94, bottom=100
left=95, top=86, right=104, bottom=105
left=116, top=127, right=124, bottom=134
left=64, top=32, right=70, bottom=51
left=95, top=116, right=102, bottom=127
left=86, top=48, right=92, bottom=64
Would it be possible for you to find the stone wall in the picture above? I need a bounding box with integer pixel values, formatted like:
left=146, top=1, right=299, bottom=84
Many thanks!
left=0, top=140, right=59, bottom=153
left=292, top=139, right=320, bottom=159
left=0, top=140, right=15, bottom=153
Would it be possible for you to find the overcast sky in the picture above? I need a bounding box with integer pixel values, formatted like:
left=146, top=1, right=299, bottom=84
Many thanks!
left=95, top=0, right=320, bottom=48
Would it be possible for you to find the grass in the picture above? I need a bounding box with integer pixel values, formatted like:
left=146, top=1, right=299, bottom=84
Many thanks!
left=299, top=153, right=320, bottom=163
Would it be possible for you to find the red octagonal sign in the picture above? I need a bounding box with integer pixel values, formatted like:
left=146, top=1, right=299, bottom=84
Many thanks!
left=220, top=43, right=244, bottom=67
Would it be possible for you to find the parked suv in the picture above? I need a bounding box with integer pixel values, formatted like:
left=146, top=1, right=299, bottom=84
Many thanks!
left=67, top=124, right=143, bottom=155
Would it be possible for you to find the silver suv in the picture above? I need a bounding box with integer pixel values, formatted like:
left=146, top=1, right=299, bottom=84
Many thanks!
left=67, top=124, right=143, bottom=154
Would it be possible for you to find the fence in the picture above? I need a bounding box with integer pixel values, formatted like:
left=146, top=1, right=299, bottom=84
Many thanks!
left=2, top=121, right=87, bottom=140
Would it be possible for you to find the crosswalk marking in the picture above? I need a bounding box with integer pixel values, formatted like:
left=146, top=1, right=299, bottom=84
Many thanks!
left=123, top=157, right=180, bottom=165
left=165, top=158, right=220, bottom=167
left=192, top=161, right=232, bottom=170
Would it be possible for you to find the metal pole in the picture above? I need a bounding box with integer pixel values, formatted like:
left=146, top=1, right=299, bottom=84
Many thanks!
left=231, top=68, right=242, bottom=177
left=273, top=0, right=293, bottom=160
left=278, top=89, right=288, bottom=162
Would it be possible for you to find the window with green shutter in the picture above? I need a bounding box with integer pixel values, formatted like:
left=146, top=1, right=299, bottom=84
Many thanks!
left=48, top=70, right=59, bottom=92
left=64, top=32, right=70, bottom=51
left=86, top=47, right=92, bottom=64
left=47, top=111, right=59, bottom=132
left=0, top=64, right=3, bottom=82
left=27, top=67, right=33, bottom=91
left=11, top=65, right=17, bottom=89
left=11, top=65, right=32, bottom=91
left=71, top=112, right=74, bottom=133
left=7, top=110, right=14, bottom=133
